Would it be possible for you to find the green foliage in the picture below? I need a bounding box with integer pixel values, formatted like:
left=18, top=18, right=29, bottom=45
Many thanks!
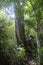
left=17, top=47, right=26, bottom=57
left=0, top=0, right=43, bottom=65
left=0, top=9, right=17, bottom=61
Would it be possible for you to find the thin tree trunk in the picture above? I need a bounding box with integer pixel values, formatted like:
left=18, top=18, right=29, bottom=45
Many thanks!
left=29, top=1, right=41, bottom=65
left=36, top=33, right=40, bottom=65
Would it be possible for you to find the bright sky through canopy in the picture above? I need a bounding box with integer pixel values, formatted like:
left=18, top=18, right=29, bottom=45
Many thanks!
left=5, top=3, right=15, bottom=19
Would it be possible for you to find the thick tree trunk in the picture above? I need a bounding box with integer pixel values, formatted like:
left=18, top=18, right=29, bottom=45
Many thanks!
left=15, top=21, right=26, bottom=46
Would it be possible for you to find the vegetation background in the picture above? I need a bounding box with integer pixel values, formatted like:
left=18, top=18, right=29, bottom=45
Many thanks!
left=0, top=0, right=43, bottom=65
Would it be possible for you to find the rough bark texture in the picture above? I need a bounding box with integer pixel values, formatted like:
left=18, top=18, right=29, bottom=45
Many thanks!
left=15, top=21, right=26, bottom=46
